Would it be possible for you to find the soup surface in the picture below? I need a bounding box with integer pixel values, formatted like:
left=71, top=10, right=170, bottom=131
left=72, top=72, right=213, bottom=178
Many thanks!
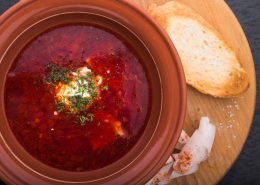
left=5, top=25, right=150, bottom=171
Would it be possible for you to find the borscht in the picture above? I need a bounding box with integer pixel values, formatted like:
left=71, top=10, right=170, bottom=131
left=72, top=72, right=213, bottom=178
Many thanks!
left=4, top=24, right=150, bottom=171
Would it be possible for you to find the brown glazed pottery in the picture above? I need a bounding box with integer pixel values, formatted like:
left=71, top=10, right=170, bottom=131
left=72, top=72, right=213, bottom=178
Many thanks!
left=0, top=0, right=186, bottom=184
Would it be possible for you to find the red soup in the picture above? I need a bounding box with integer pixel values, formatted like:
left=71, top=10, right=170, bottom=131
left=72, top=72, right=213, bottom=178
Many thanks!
left=5, top=25, right=150, bottom=171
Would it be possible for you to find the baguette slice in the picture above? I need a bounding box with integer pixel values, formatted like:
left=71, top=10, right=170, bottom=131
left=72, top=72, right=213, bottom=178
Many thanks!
left=148, top=1, right=249, bottom=97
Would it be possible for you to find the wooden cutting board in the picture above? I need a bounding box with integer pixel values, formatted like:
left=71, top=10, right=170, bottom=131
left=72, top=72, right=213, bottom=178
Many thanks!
left=133, top=0, right=256, bottom=184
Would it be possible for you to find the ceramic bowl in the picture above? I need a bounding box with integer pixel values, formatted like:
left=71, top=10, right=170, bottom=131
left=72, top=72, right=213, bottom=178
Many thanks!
left=0, top=0, right=186, bottom=184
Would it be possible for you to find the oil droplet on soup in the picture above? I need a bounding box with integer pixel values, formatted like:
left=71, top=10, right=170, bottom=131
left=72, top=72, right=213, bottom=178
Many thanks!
left=5, top=24, right=150, bottom=171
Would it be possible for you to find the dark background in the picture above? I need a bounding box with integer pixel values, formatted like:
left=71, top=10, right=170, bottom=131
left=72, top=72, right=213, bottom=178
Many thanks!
left=0, top=0, right=259, bottom=185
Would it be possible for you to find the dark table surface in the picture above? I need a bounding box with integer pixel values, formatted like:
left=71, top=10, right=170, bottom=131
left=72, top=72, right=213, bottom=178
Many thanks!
left=0, top=0, right=260, bottom=185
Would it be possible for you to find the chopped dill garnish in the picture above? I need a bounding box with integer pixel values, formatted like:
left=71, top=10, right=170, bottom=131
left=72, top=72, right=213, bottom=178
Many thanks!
left=44, top=64, right=100, bottom=126
left=70, top=95, right=90, bottom=112
left=86, top=113, right=94, bottom=122
left=102, top=84, right=109, bottom=91
left=55, top=101, right=65, bottom=113
left=77, top=113, right=95, bottom=126
left=78, top=115, right=88, bottom=126
left=43, top=63, right=69, bottom=86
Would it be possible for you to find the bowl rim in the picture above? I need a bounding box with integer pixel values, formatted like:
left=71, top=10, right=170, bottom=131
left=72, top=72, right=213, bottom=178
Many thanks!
left=0, top=0, right=187, bottom=184
left=1, top=10, right=163, bottom=182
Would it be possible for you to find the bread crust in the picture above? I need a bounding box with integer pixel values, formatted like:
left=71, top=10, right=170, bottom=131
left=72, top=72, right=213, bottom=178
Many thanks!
left=148, top=1, right=249, bottom=97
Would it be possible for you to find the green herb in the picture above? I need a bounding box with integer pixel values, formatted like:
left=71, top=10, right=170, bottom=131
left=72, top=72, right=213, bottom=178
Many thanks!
left=77, top=113, right=95, bottom=126
left=57, top=74, right=98, bottom=125
left=43, top=63, right=69, bottom=86
left=102, top=84, right=109, bottom=91
left=55, top=101, right=65, bottom=113
left=44, top=63, right=100, bottom=126
left=78, top=115, right=88, bottom=125
left=70, top=95, right=89, bottom=112
left=86, top=113, right=94, bottom=122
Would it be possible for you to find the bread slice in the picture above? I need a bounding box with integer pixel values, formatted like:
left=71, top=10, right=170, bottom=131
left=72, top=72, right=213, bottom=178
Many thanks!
left=148, top=1, right=249, bottom=97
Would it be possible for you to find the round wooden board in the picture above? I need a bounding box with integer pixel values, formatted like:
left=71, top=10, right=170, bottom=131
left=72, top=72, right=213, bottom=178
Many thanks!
left=133, top=0, right=256, bottom=184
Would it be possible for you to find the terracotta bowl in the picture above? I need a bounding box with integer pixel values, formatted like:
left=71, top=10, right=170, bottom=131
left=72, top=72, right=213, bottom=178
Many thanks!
left=0, top=0, right=186, bottom=184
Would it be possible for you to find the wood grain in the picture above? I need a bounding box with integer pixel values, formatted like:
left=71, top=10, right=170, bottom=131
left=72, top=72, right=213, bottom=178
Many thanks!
left=133, top=0, right=256, bottom=184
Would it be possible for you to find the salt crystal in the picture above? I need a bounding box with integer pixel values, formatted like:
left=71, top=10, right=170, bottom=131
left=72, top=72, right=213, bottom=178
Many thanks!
left=226, top=105, right=232, bottom=108
left=235, top=104, right=240, bottom=110
left=229, top=112, right=234, bottom=118
left=227, top=124, right=233, bottom=129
